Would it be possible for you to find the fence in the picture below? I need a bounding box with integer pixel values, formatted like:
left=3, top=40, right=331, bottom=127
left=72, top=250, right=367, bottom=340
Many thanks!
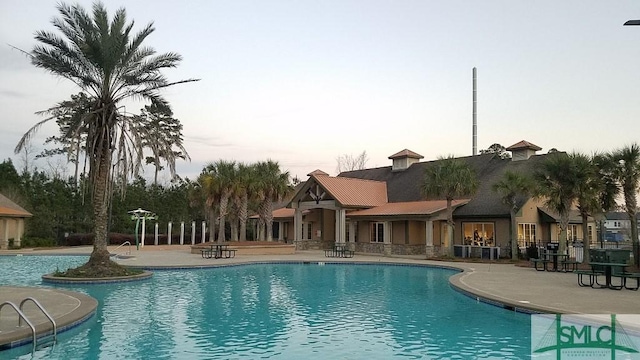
left=523, top=239, right=631, bottom=262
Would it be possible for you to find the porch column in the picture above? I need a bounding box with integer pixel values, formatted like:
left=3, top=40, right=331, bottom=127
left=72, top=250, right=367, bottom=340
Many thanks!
left=1, top=218, right=8, bottom=250
left=294, top=208, right=303, bottom=242
left=278, top=221, right=284, bottom=241
left=154, top=223, right=159, bottom=245
left=335, top=209, right=346, bottom=244
left=180, top=221, right=185, bottom=245
left=15, top=218, right=23, bottom=247
left=167, top=222, right=172, bottom=245
left=384, top=221, right=392, bottom=244
left=191, top=221, right=196, bottom=245
left=201, top=221, right=206, bottom=243
left=425, top=220, right=434, bottom=258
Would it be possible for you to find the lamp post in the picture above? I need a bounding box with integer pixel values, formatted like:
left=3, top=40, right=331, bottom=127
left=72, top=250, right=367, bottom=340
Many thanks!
left=624, top=20, right=640, bottom=26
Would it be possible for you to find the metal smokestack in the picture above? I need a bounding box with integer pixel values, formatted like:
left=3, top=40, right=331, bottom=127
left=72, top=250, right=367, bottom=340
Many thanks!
left=472, top=67, right=477, bottom=156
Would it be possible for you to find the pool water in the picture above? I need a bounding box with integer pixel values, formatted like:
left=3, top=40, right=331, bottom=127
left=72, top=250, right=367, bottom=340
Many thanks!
left=1, top=256, right=531, bottom=359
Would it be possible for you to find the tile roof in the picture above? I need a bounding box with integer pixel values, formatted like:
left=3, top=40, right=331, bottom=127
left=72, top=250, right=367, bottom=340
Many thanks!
left=311, top=174, right=387, bottom=207
left=0, top=193, right=32, bottom=217
left=388, top=149, right=424, bottom=160
left=270, top=208, right=310, bottom=219
left=307, top=169, right=329, bottom=176
left=506, top=140, right=542, bottom=151
left=347, top=199, right=469, bottom=217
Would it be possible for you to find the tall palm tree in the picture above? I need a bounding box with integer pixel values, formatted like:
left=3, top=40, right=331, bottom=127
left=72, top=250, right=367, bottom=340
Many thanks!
left=211, top=160, right=236, bottom=243
left=492, top=170, right=532, bottom=259
left=15, top=2, right=197, bottom=271
left=255, top=160, right=291, bottom=241
left=196, top=171, right=218, bottom=242
left=570, top=152, right=604, bottom=265
left=612, top=144, right=640, bottom=267
left=534, top=153, right=578, bottom=255
left=232, top=163, right=255, bottom=241
left=422, top=156, right=479, bottom=256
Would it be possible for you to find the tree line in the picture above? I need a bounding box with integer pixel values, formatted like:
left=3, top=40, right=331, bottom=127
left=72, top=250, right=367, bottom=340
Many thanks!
left=0, top=157, right=292, bottom=246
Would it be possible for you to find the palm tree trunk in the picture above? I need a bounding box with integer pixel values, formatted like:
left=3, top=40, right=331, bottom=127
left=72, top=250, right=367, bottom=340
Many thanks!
left=88, top=150, right=111, bottom=266
left=208, top=208, right=216, bottom=242
left=581, top=211, right=590, bottom=265
left=446, top=198, right=454, bottom=256
left=218, top=192, right=229, bottom=242
left=262, top=198, right=274, bottom=241
left=626, top=194, right=639, bottom=267
left=510, top=208, right=518, bottom=259
left=239, top=193, right=248, bottom=241
left=230, top=219, right=238, bottom=241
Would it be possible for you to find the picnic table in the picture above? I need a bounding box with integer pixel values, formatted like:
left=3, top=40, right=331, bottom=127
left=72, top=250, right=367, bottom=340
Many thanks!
left=589, top=262, right=628, bottom=290
left=324, top=245, right=354, bottom=258
left=201, top=244, right=236, bottom=259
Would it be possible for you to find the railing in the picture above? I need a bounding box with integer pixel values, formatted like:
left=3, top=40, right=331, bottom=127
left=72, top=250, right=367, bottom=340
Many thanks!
left=111, top=241, right=131, bottom=258
left=522, top=239, right=633, bottom=261
left=20, top=297, right=57, bottom=345
left=0, top=301, right=37, bottom=352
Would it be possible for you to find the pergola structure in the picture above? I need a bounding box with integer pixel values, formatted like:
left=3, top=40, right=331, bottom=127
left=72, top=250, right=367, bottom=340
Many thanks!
left=0, top=193, right=32, bottom=249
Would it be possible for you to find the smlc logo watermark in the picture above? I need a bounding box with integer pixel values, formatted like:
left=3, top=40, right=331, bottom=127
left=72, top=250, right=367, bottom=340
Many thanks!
left=531, top=314, right=640, bottom=359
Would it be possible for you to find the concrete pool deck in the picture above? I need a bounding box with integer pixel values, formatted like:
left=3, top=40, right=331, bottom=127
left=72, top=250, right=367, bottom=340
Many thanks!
left=1, top=245, right=639, bottom=349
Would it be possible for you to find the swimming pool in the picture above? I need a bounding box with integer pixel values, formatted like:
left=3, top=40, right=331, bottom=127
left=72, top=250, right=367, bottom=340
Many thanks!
left=2, top=256, right=531, bottom=359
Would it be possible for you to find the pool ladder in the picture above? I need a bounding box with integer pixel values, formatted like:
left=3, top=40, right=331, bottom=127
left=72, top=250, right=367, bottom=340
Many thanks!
left=0, top=297, right=57, bottom=351
left=110, top=241, right=132, bottom=259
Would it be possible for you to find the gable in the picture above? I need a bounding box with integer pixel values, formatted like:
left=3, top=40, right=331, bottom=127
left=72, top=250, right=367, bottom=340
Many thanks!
left=0, top=193, right=32, bottom=218
left=289, top=173, right=387, bottom=208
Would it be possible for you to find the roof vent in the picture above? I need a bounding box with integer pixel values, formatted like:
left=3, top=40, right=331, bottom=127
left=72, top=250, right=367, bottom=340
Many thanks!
left=506, top=141, right=542, bottom=161
left=388, top=149, right=424, bottom=171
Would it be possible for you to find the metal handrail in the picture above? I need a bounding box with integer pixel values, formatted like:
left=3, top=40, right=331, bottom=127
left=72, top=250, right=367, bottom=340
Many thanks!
left=19, top=297, right=57, bottom=344
left=111, top=241, right=131, bottom=257
left=0, top=301, right=37, bottom=351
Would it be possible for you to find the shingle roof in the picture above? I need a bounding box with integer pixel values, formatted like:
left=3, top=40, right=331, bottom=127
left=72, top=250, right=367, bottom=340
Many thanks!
left=538, top=208, right=587, bottom=224
left=339, top=152, right=554, bottom=218
left=348, top=199, right=469, bottom=217
left=312, top=174, right=387, bottom=207
left=0, top=193, right=32, bottom=218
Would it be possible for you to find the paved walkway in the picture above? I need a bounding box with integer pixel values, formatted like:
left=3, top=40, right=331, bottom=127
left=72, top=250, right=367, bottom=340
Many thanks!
left=1, top=245, right=639, bottom=349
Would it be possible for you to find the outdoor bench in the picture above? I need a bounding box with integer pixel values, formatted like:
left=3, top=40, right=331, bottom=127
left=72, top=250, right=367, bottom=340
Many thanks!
left=324, top=246, right=355, bottom=258
left=574, top=269, right=603, bottom=287
left=531, top=258, right=550, bottom=271
left=618, top=272, right=640, bottom=291
left=560, top=259, right=580, bottom=272
left=221, top=249, right=237, bottom=258
left=201, top=249, right=213, bottom=258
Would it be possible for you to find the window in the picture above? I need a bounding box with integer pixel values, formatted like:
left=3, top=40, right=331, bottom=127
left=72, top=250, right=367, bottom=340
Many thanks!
left=371, top=222, right=384, bottom=243
left=301, top=222, right=312, bottom=240
left=463, top=223, right=495, bottom=246
left=567, top=224, right=578, bottom=242
left=345, top=221, right=359, bottom=242
left=518, top=223, right=537, bottom=248
left=587, top=225, right=593, bottom=243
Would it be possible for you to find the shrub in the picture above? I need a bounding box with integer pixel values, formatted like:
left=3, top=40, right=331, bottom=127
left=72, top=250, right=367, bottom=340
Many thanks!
left=21, top=236, right=57, bottom=248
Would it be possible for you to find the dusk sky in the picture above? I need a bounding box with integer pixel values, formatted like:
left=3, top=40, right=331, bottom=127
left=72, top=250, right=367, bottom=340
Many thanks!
left=1, top=1, right=640, bottom=182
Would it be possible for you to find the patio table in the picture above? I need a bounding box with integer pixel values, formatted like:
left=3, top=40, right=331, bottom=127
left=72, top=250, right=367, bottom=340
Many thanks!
left=545, top=253, right=569, bottom=272
left=589, top=262, right=628, bottom=290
